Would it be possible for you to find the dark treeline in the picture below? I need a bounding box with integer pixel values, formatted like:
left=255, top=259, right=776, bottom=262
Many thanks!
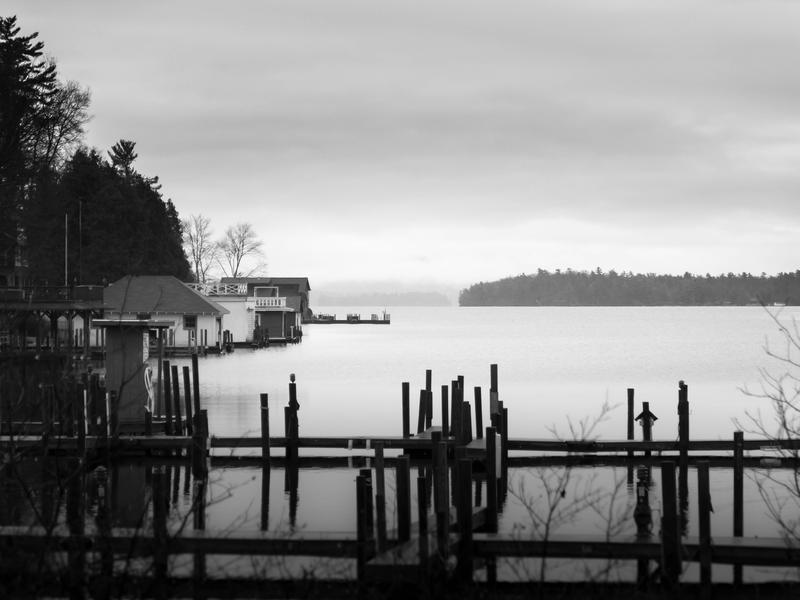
left=459, top=269, right=800, bottom=306
left=1, top=16, right=189, bottom=287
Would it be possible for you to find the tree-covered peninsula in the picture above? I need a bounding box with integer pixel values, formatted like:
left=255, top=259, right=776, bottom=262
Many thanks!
left=459, top=269, right=800, bottom=306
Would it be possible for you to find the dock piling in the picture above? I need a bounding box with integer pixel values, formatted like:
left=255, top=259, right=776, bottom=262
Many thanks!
left=171, top=365, right=183, bottom=437
left=260, top=393, right=270, bottom=461
left=374, top=442, right=387, bottom=552
left=402, top=382, right=410, bottom=438
left=396, top=454, right=411, bottom=542
left=474, top=387, right=483, bottom=439
left=733, top=430, right=744, bottom=585
left=660, top=461, right=680, bottom=588
left=698, top=461, right=712, bottom=594
left=183, top=366, right=194, bottom=436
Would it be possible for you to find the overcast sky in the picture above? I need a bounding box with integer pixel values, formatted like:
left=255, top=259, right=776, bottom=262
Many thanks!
left=8, top=0, right=800, bottom=290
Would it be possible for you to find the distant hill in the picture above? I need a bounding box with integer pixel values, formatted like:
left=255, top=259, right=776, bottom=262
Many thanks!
left=459, top=269, right=800, bottom=306
left=316, top=291, right=452, bottom=307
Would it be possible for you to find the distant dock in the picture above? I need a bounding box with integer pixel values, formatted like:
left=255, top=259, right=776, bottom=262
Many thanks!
left=308, top=311, right=391, bottom=325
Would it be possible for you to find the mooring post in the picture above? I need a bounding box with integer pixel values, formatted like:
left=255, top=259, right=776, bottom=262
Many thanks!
left=171, top=365, right=183, bottom=436
left=425, top=389, right=433, bottom=430
left=462, top=402, right=473, bottom=445
left=287, top=374, right=300, bottom=462
left=163, top=360, right=173, bottom=434
left=474, top=387, right=483, bottom=439
left=627, top=387, right=635, bottom=450
left=733, top=430, right=744, bottom=586
left=678, top=381, right=689, bottom=534
left=425, top=369, right=432, bottom=393
left=152, top=467, right=168, bottom=599
left=501, top=405, right=509, bottom=477
left=418, top=474, right=429, bottom=579
left=356, top=469, right=375, bottom=587
left=450, top=380, right=460, bottom=439
left=260, top=393, right=270, bottom=461
left=456, top=457, right=473, bottom=583
left=485, top=426, right=498, bottom=533
left=441, top=385, right=449, bottom=439
left=396, top=454, right=411, bottom=542
left=660, top=461, right=680, bottom=588
left=634, top=466, right=652, bottom=589
left=182, top=366, right=194, bottom=436
left=636, top=401, right=657, bottom=458
left=490, top=363, right=498, bottom=396
left=193, top=475, right=207, bottom=597
left=417, top=389, right=427, bottom=434
left=66, top=460, right=85, bottom=600
left=402, top=382, right=410, bottom=438
left=374, top=441, right=387, bottom=552
left=191, top=352, right=201, bottom=417
left=156, top=331, right=164, bottom=418
left=77, top=386, right=87, bottom=457
left=431, top=432, right=449, bottom=560
left=260, top=453, right=270, bottom=531
left=697, top=461, right=712, bottom=594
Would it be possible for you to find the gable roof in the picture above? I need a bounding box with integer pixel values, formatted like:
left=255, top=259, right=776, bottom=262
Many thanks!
left=104, top=276, right=228, bottom=316
left=220, top=277, right=311, bottom=292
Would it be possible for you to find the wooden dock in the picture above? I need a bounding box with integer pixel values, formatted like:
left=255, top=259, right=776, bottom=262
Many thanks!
left=1, top=362, right=800, bottom=597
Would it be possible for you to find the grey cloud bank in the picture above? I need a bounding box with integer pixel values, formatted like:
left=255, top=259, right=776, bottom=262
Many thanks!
left=7, top=0, right=800, bottom=285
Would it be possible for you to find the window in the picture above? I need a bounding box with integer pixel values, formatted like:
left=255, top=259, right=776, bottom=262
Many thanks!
left=183, top=315, right=197, bottom=329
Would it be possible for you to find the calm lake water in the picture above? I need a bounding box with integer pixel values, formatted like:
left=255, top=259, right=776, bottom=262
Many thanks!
left=194, top=305, right=796, bottom=441
left=6, top=307, right=793, bottom=583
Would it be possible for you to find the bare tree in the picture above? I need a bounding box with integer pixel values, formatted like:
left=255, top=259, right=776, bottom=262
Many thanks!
left=217, top=222, right=266, bottom=278
left=738, top=307, right=800, bottom=547
left=182, top=214, right=218, bottom=283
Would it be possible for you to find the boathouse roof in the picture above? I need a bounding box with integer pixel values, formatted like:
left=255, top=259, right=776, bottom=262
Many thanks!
left=105, top=275, right=228, bottom=316
left=220, top=277, right=311, bottom=292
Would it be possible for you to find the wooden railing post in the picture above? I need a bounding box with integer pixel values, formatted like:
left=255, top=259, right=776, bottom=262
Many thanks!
left=396, top=454, right=411, bottom=542
left=733, top=430, right=744, bottom=585
left=402, top=382, right=410, bottom=438
left=697, top=461, right=712, bottom=595
left=660, top=461, right=680, bottom=588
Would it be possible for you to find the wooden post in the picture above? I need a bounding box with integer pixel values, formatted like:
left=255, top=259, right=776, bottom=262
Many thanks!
left=356, top=470, right=375, bottom=585
left=396, top=454, right=411, bottom=542
left=627, top=387, right=634, bottom=460
left=191, top=352, right=201, bottom=417
left=678, top=382, right=689, bottom=535
left=156, top=331, right=164, bottom=418
left=474, top=387, right=483, bottom=439
left=733, top=430, right=744, bottom=586
left=456, top=457, right=473, bottom=583
left=66, top=460, right=85, bottom=600
left=450, top=380, right=459, bottom=439
left=418, top=474, right=429, bottom=579
left=417, top=389, right=427, bottom=434
left=260, top=455, right=270, bottom=531
left=462, top=402, right=472, bottom=445
left=490, top=363, right=498, bottom=395
left=163, top=361, right=173, bottom=435
left=182, top=366, right=194, bottom=436
left=486, top=426, right=499, bottom=533
left=193, top=476, right=207, bottom=597
left=171, top=365, right=183, bottom=436
left=660, top=461, right=680, bottom=588
left=402, top=382, right=410, bottom=438
left=431, top=431, right=449, bottom=559
left=77, top=386, right=87, bottom=457
left=697, top=461, right=712, bottom=594
left=501, top=405, right=509, bottom=476
left=260, top=393, right=270, bottom=460
left=425, top=389, right=433, bottom=430
left=152, top=467, right=168, bottom=599
left=441, top=385, right=449, bottom=439
left=374, top=442, right=387, bottom=552
left=425, top=369, right=432, bottom=393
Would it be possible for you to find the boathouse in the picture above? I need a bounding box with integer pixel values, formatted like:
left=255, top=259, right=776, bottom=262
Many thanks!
left=97, top=275, right=227, bottom=352
left=187, top=277, right=310, bottom=344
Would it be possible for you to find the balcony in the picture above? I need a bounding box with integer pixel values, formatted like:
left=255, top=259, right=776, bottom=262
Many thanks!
left=253, top=296, right=287, bottom=309
left=187, top=283, right=248, bottom=296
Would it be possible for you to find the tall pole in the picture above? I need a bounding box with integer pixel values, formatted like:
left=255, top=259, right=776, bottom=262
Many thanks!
left=64, top=211, right=68, bottom=286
